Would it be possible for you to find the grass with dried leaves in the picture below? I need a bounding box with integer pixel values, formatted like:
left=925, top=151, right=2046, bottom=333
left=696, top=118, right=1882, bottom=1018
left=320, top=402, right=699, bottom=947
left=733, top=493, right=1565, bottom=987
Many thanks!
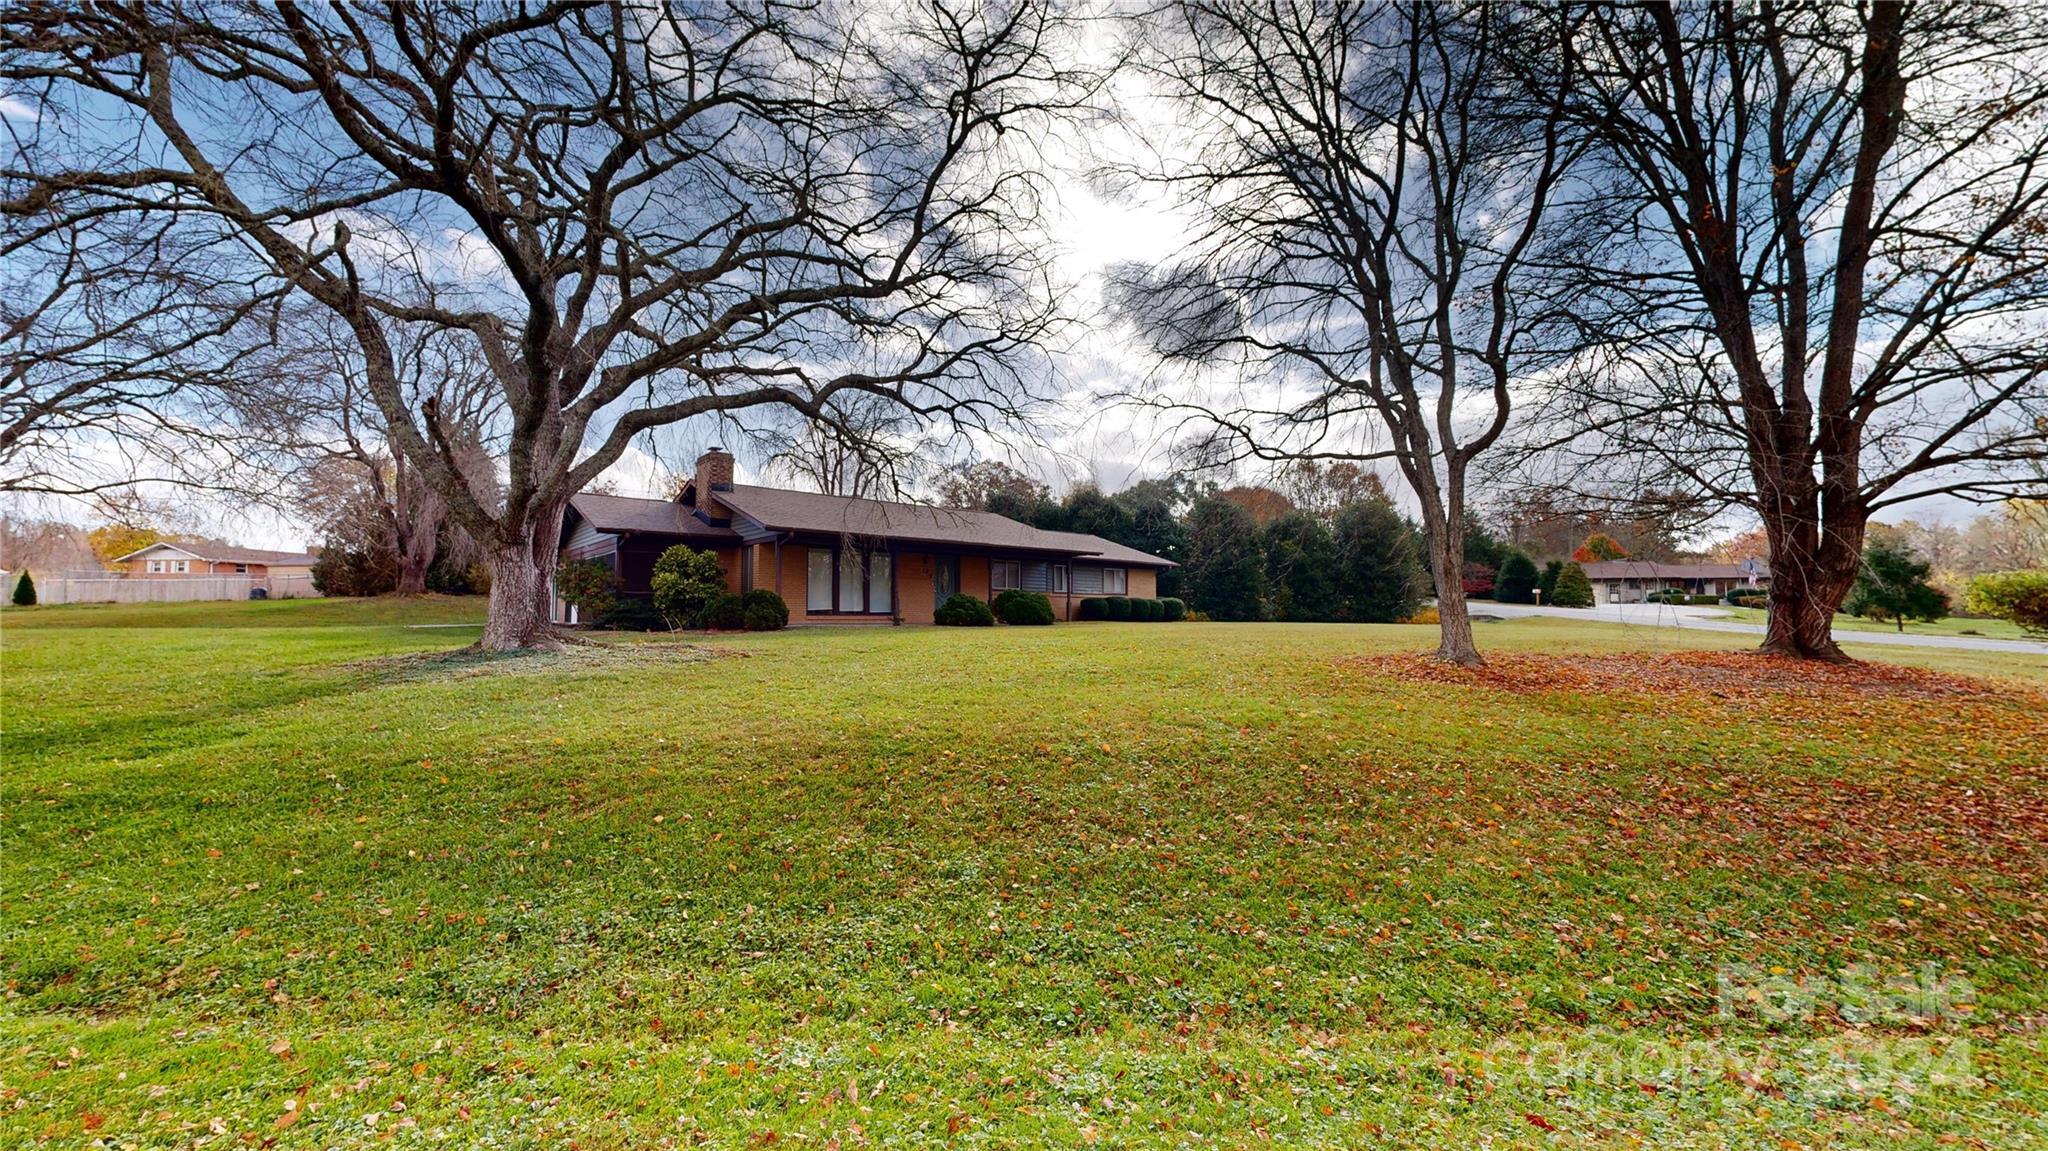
left=4, top=598, right=2045, bottom=1148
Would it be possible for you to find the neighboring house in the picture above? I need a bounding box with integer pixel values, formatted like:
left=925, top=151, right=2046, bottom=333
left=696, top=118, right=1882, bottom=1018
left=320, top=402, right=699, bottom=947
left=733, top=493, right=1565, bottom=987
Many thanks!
left=112, top=542, right=321, bottom=581
left=556, top=448, right=1176, bottom=624
left=1581, top=560, right=1769, bottom=604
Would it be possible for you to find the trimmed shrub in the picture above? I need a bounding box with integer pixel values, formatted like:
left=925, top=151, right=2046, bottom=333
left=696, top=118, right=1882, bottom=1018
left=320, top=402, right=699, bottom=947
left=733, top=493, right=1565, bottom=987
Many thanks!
left=1732, top=594, right=1768, bottom=609
left=650, top=544, right=727, bottom=627
left=934, top=592, right=995, bottom=626
left=1550, top=562, right=1595, bottom=608
left=1104, top=596, right=1132, bottom=620
left=592, top=596, right=668, bottom=632
left=700, top=593, right=746, bottom=630
left=10, top=570, right=34, bottom=606
left=1076, top=597, right=1108, bottom=621
left=556, top=558, right=619, bottom=622
left=1964, top=570, right=2048, bottom=636
left=1141, top=597, right=1166, bottom=620
left=1159, top=597, right=1187, bottom=621
left=739, top=589, right=789, bottom=631
left=1689, top=594, right=1719, bottom=606
left=1723, top=585, right=1764, bottom=604
left=994, top=589, right=1056, bottom=626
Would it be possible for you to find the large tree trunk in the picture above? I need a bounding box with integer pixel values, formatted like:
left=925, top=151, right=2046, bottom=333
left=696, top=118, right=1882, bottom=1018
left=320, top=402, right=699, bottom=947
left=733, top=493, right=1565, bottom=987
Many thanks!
left=1754, top=487, right=1861, bottom=662
left=1430, top=556, right=1482, bottom=668
left=394, top=531, right=434, bottom=596
left=478, top=500, right=567, bottom=652
left=1419, top=501, right=1483, bottom=668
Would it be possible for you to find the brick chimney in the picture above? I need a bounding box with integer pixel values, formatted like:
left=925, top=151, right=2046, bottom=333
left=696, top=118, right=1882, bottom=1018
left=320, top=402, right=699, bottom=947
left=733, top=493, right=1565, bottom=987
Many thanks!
left=692, top=446, right=735, bottom=511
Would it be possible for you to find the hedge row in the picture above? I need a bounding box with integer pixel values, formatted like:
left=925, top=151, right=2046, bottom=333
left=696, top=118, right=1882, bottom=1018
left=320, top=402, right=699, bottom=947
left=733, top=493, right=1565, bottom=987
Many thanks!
left=1075, top=596, right=1186, bottom=622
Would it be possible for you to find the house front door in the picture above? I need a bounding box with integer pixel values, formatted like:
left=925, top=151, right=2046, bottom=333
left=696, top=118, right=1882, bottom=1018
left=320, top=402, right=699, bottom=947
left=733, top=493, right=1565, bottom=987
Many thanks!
left=934, top=555, right=959, bottom=608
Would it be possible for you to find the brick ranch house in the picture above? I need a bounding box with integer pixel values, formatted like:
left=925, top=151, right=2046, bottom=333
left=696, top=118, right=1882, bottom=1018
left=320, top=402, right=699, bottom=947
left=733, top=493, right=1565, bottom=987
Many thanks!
left=112, top=541, right=321, bottom=581
left=555, top=449, right=1176, bottom=625
left=1580, top=560, right=1771, bottom=604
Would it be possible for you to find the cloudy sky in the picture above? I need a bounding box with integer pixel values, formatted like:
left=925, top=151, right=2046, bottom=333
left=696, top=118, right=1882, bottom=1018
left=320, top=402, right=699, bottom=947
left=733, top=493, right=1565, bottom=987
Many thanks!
left=0, top=14, right=2017, bottom=553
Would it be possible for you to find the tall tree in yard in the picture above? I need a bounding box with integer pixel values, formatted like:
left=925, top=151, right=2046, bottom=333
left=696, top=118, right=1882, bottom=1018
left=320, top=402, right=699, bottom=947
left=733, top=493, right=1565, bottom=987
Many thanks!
left=1845, top=540, right=1949, bottom=632
left=1120, top=1, right=1581, bottom=665
left=1534, top=2, right=2048, bottom=659
left=1181, top=494, right=1266, bottom=621
left=1332, top=498, right=1425, bottom=623
left=3, top=4, right=1080, bottom=649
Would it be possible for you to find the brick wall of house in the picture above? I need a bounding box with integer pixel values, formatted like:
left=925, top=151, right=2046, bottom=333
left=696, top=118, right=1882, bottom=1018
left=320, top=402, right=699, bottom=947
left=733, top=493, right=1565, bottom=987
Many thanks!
left=895, top=551, right=937, bottom=624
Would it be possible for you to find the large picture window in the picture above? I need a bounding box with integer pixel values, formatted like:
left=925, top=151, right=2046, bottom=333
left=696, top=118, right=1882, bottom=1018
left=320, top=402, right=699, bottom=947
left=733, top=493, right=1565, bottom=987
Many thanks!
left=808, top=545, right=893, bottom=614
left=807, top=549, right=833, bottom=612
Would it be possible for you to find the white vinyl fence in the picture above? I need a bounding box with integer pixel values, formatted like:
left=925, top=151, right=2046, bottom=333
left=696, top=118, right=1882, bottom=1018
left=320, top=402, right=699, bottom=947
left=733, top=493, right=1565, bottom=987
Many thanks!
left=30, top=573, right=321, bottom=605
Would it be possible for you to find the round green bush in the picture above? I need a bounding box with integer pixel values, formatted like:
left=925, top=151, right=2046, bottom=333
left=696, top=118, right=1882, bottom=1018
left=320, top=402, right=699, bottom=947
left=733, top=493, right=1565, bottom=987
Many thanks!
left=739, top=588, right=789, bottom=631
left=1723, top=585, right=1764, bottom=604
left=700, top=592, right=746, bottom=630
left=934, top=592, right=995, bottom=626
left=1137, top=597, right=1163, bottom=621
left=650, top=544, right=728, bottom=627
left=1076, top=597, right=1108, bottom=621
left=1965, top=569, right=2048, bottom=636
left=1104, top=596, right=1132, bottom=620
left=1159, top=597, right=1186, bottom=621
left=994, top=589, right=1055, bottom=626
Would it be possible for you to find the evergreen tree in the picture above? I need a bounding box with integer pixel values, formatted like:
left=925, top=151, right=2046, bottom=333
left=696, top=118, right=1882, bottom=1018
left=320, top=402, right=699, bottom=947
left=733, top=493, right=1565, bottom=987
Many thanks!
left=1538, top=559, right=1564, bottom=603
left=1461, top=509, right=1510, bottom=569
left=1845, top=540, right=1949, bottom=632
left=1551, top=561, right=1595, bottom=608
left=1062, top=486, right=1136, bottom=544
left=1181, top=495, right=1267, bottom=620
left=1261, top=512, right=1341, bottom=621
left=1495, top=550, right=1539, bottom=604
left=1333, top=499, right=1425, bottom=622
left=11, top=570, right=36, bottom=606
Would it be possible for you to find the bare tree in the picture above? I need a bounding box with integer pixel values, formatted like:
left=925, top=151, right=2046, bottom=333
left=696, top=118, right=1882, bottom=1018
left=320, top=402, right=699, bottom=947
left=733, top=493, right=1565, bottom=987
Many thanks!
left=257, top=309, right=496, bottom=595
left=760, top=393, right=930, bottom=500
left=3, top=2, right=1079, bottom=648
left=1528, top=1, right=2048, bottom=659
left=1118, top=0, right=1578, bottom=665
left=0, top=207, right=276, bottom=502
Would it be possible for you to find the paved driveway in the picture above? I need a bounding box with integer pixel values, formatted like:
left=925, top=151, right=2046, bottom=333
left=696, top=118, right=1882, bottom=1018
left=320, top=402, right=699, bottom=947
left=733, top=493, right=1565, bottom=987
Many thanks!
left=1475, top=601, right=2048, bottom=656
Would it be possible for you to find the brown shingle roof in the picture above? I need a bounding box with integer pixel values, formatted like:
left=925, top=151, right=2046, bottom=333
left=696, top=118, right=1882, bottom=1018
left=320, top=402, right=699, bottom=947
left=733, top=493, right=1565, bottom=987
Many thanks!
left=117, top=541, right=320, bottom=566
left=711, top=484, right=1175, bottom=566
left=568, top=493, right=741, bottom=540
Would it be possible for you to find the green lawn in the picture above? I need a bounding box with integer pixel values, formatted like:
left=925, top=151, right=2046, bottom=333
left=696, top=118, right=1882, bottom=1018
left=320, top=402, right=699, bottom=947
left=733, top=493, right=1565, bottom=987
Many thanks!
left=4, top=599, right=2045, bottom=1148
left=1705, top=604, right=2037, bottom=642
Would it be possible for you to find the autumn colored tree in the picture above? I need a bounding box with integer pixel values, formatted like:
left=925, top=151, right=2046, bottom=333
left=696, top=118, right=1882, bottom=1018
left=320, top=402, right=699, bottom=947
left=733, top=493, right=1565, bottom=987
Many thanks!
left=1215, top=486, right=1297, bottom=528
left=86, top=523, right=164, bottom=569
left=1572, top=533, right=1628, bottom=563
left=1965, top=570, right=2048, bottom=637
